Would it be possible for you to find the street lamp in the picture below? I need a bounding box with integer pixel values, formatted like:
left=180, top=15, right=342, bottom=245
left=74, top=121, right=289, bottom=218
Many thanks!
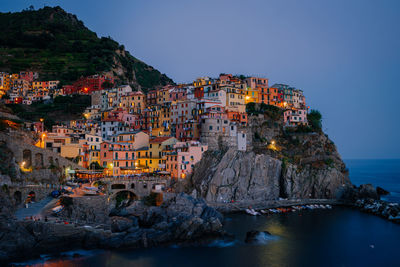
left=109, top=163, right=114, bottom=177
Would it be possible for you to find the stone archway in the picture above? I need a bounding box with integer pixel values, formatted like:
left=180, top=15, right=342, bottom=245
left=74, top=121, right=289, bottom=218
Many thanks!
left=130, top=183, right=135, bottom=189
left=23, top=149, right=32, bottom=167
left=14, top=191, right=22, bottom=205
left=48, top=156, right=54, bottom=166
left=55, top=158, right=59, bottom=167
left=111, top=184, right=126, bottom=190
left=112, top=190, right=138, bottom=209
left=34, top=153, right=43, bottom=168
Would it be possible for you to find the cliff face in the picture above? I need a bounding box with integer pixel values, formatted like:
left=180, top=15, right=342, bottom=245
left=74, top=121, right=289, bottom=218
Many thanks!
left=190, top=114, right=351, bottom=203
left=192, top=149, right=281, bottom=202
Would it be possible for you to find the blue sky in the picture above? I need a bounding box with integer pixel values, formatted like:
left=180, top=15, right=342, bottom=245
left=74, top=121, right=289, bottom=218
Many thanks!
left=2, top=0, right=400, bottom=159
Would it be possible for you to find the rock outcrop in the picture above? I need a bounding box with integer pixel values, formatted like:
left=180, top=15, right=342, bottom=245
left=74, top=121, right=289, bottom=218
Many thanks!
left=245, top=230, right=273, bottom=244
left=191, top=148, right=350, bottom=203
left=354, top=199, right=400, bottom=224
left=190, top=113, right=351, bottom=203
left=0, top=193, right=226, bottom=264
left=192, top=149, right=281, bottom=202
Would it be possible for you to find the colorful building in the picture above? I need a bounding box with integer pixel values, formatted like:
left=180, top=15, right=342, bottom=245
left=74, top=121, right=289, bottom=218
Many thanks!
left=166, top=141, right=208, bottom=179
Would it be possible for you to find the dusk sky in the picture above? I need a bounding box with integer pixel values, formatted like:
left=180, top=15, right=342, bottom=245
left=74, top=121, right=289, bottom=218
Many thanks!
left=2, top=0, right=400, bottom=159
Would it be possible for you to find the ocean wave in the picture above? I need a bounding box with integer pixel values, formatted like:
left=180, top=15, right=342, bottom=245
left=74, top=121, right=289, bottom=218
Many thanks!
left=207, top=239, right=237, bottom=248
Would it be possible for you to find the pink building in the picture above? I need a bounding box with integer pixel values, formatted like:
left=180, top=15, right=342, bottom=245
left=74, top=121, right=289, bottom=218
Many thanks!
left=166, top=141, right=208, bottom=179
left=283, top=109, right=308, bottom=126
left=121, top=113, right=142, bottom=130
left=245, top=77, right=268, bottom=89
left=169, top=87, right=187, bottom=101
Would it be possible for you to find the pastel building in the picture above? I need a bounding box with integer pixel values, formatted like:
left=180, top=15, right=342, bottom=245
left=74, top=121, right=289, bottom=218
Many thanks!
left=166, top=141, right=208, bottom=179
left=120, top=91, right=146, bottom=114
left=283, top=109, right=308, bottom=126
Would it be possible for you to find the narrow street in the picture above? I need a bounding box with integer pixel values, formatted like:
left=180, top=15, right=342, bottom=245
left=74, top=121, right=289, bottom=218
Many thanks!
left=14, top=196, right=56, bottom=220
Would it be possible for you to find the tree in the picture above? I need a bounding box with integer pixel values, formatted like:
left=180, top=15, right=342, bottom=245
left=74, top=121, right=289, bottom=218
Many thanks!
left=246, top=102, right=257, bottom=114
left=102, top=80, right=114, bottom=89
left=308, top=109, right=322, bottom=131
left=90, top=161, right=104, bottom=170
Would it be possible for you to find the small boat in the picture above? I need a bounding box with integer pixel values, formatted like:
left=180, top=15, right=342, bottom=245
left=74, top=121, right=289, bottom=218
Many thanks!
left=260, top=209, right=269, bottom=214
left=52, top=205, right=64, bottom=213
left=326, top=205, right=332, bottom=209
left=83, top=190, right=98, bottom=196
left=245, top=208, right=260, bottom=216
left=84, top=186, right=97, bottom=191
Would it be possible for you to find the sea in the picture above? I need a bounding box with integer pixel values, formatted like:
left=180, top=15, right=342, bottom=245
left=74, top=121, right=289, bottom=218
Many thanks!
left=14, top=159, right=400, bottom=267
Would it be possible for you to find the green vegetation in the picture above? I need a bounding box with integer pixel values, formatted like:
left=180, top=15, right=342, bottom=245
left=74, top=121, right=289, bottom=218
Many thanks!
left=143, top=192, right=158, bottom=206
left=0, top=6, right=173, bottom=89
left=308, top=109, right=322, bottom=131
left=324, top=158, right=334, bottom=167
left=6, top=94, right=90, bottom=128
left=246, top=102, right=283, bottom=120
left=90, top=162, right=104, bottom=170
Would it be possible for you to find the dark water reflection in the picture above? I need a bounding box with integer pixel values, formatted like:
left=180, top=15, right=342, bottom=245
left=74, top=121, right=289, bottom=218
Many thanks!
left=23, top=208, right=400, bottom=267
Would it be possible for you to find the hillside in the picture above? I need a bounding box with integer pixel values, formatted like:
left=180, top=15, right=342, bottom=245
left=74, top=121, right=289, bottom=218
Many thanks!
left=0, top=6, right=173, bottom=90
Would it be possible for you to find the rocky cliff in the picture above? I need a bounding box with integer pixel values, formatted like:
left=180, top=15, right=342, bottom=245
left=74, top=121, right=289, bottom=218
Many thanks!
left=0, top=193, right=226, bottom=264
left=190, top=113, right=351, bottom=203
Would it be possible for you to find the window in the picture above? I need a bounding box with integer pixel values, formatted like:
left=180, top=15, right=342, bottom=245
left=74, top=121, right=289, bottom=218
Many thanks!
left=209, top=126, right=213, bottom=130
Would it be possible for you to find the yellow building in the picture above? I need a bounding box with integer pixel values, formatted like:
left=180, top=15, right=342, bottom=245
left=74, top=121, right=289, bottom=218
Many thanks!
left=147, top=136, right=177, bottom=171
left=0, top=73, right=17, bottom=92
left=244, top=87, right=259, bottom=104
left=193, top=77, right=212, bottom=87
left=89, top=150, right=101, bottom=166
left=156, top=87, right=171, bottom=105
left=120, top=91, right=146, bottom=114
left=159, top=104, right=171, bottom=136
left=224, top=86, right=246, bottom=113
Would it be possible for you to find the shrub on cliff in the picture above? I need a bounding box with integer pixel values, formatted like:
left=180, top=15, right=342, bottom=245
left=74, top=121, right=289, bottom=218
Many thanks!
left=308, top=109, right=322, bottom=131
left=246, top=102, right=257, bottom=114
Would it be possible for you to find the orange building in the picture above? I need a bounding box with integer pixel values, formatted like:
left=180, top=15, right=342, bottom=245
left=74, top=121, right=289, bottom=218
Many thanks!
left=227, top=111, right=248, bottom=126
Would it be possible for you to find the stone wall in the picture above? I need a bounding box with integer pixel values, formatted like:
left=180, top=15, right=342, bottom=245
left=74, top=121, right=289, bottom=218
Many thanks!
left=107, top=178, right=170, bottom=198
left=58, top=196, right=110, bottom=224
left=0, top=131, right=82, bottom=174
left=8, top=184, right=56, bottom=207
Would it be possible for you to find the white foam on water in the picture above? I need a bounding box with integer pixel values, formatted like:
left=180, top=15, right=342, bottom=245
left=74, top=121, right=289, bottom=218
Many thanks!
left=207, top=239, right=237, bottom=248
left=253, top=232, right=279, bottom=245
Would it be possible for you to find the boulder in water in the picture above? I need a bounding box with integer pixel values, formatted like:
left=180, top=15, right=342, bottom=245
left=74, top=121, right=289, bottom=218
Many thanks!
left=358, top=184, right=379, bottom=200
left=245, top=230, right=272, bottom=244
left=376, top=186, right=390, bottom=196
left=110, top=216, right=133, bottom=233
